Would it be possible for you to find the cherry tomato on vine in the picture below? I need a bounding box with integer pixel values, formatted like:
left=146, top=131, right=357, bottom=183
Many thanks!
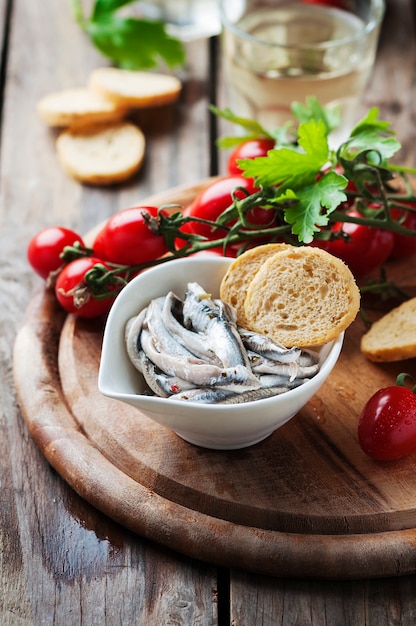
left=27, top=226, right=85, bottom=280
left=186, top=176, right=273, bottom=241
left=227, top=139, right=275, bottom=176
left=312, top=209, right=394, bottom=277
left=55, top=257, right=116, bottom=319
left=93, top=206, right=168, bottom=266
left=389, top=206, right=416, bottom=259
left=174, top=219, right=240, bottom=257
left=358, top=378, right=416, bottom=461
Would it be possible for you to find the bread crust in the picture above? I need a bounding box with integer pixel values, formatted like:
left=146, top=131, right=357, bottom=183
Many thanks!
left=361, top=297, right=416, bottom=362
left=88, top=68, right=182, bottom=108
left=242, top=246, right=360, bottom=347
left=219, top=244, right=291, bottom=327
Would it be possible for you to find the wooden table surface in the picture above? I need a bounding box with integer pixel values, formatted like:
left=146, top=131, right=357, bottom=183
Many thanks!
left=2, top=0, right=416, bottom=624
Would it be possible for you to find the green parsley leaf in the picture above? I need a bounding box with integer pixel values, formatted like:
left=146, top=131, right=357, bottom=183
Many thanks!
left=276, top=171, right=347, bottom=243
left=72, top=0, right=185, bottom=70
left=239, top=119, right=330, bottom=188
left=209, top=105, right=275, bottom=149
left=291, top=96, right=341, bottom=135
left=340, top=107, right=401, bottom=162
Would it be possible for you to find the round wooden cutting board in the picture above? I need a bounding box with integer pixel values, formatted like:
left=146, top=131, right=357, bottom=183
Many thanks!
left=13, top=181, right=416, bottom=580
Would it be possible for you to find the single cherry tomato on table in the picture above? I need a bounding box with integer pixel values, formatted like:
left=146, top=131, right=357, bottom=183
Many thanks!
left=93, top=206, right=169, bottom=266
left=55, top=257, right=116, bottom=319
left=27, top=226, right=85, bottom=280
left=227, top=139, right=275, bottom=175
left=358, top=375, right=416, bottom=461
left=312, top=209, right=395, bottom=277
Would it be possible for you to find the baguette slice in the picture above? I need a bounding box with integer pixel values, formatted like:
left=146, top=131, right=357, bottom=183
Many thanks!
left=220, top=243, right=291, bottom=327
left=56, top=121, right=145, bottom=186
left=244, top=247, right=360, bottom=347
left=37, top=88, right=126, bottom=127
left=88, top=68, right=182, bottom=108
left=361, top=297, right=416, bottom=362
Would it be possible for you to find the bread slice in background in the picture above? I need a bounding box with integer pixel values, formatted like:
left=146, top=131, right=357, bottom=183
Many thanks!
left=37, top=88, right=127, bottom=127
left=56, top=121, right=145, bottom=186
left=361, top=297, right=416, bottom=362
left=220, top=243, right=291, bottom=327
left=243, top=246, right=360, bottom=347
left=88, top=68, right=182, bottom=109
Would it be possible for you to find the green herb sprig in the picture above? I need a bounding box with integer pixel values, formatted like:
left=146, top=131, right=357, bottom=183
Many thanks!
left=71, top=0, right=185, bottom=69
left=60, top=98, right=416, bottom=307
left=211, top=99, right=409, bottom=244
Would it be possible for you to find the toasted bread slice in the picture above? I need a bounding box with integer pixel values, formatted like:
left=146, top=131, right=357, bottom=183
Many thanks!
left=88, top=68, right=182, bottom=108
left=243, top=246, right=360, bottom=347
left=56, top=121, right=145, bottom=186
left=37, top=88, right=126, bottom=127
left=220, top=244, right=291, bottom=327
left=361, top=297, right=416, bottom=362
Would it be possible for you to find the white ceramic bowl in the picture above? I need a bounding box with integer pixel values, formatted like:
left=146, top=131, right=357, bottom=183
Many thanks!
left=98, top=256, right=344, bottom=450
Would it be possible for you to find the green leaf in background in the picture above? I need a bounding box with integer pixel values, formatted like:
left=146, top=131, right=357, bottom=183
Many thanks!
left=92, top=0, right=137, bottom=20
left=72, top=0, right=186, bottom=70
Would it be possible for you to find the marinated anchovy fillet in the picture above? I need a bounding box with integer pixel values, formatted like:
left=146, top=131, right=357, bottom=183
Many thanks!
left=183, top=282, right=251, bottom=369
left=125, top=282, right=321, bottom=404
left=238, top=328, right=302, bottom=363
left=162, top=291, right=222, bottom=365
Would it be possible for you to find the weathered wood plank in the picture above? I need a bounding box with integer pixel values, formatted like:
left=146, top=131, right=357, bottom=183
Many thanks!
left=0, top=0, right=218, bottom=624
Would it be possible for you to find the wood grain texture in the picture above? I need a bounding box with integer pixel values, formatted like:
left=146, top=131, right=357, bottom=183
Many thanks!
left=0, top=2, right=217, bottom=624
left=13, top=182, right=416, bottom=580
left=4, top=0, right=416, bottom=622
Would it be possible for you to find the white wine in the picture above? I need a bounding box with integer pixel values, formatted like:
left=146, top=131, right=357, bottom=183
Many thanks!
left=222, top=3, right=381, bottom=142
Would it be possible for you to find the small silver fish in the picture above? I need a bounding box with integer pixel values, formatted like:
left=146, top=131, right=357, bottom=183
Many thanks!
left=171, top=385, right=297, bottom=404
left=248, top=351, right=320, bottom=381
left=169, top=387, right=237, bottom=404
left=139, top=350, right=195, bottom=397
left=238, top=327, right=302, bottom=363
left=144, top=297, right=197, bottom=359
left=125, top=308, right=147, bottom=372
left=161, top=291, right=222, bottom=366
left=140, top=328, right=260, bottom=391
left=257, top=374, right=308, bottom=389
left=183, top=282, right=251, bottom=369
left=218, top=386, right=296, bottom=404
left=137, top=350, right=170, bottom=397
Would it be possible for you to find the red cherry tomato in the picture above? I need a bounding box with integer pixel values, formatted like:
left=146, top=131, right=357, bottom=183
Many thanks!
left=186, top=176, right=265, bottom=240
left=358, top=383, right=416, bottom=461
left=55, top=257, right=116, bottom=319
left=27, top=226, right=85, bottom=280
left=313, top=209, right=394, bottom=277
left=389, top=206, right=416, bottom=259
left=93, top=206, right=168, bottom=266
left=227, top=139, right=275, bottom=175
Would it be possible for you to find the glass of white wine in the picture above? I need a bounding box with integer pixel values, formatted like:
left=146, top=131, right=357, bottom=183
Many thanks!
left=218, top=0, right=385, bottom=143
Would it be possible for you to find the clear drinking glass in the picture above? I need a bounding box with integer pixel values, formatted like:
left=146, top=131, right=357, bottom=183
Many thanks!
left=219, top=0, right=385, bottom=143
left=140, top=0, right=221, bottom=40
